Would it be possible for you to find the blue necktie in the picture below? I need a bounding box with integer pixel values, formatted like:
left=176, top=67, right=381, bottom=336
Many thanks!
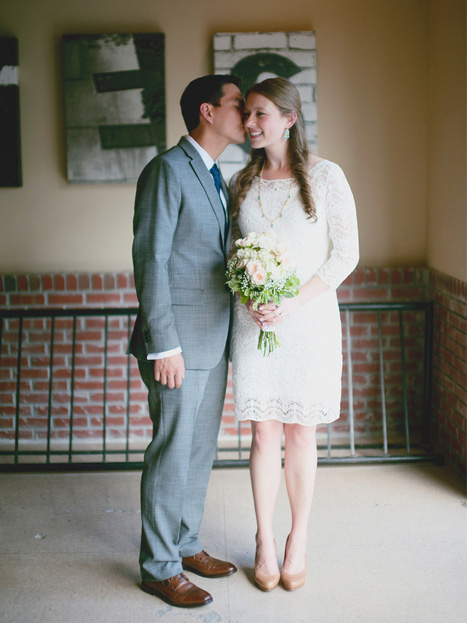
left=210, top=164, right=228, bottom=240
left=210, top=164, right=222, bottom=197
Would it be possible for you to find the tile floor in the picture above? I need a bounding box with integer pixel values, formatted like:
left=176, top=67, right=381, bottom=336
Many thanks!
left=0, top=463, right=465, bottom=623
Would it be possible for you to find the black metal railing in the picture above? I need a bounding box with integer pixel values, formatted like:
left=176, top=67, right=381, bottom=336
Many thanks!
left=0, top=302, right=439, bottom=471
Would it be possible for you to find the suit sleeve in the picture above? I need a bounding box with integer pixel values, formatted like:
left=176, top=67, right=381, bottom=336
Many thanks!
left=132, top=157, right=182, bottom=355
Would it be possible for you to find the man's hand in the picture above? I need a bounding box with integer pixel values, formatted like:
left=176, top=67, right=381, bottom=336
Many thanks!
left=154, top=353, right=185, bottom=389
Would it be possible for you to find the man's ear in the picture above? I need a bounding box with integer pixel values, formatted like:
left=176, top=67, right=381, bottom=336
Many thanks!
left=199, top=102, right=213, bottom=124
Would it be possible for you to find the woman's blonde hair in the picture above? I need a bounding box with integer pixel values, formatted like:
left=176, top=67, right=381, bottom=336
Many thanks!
left=232, top=77, right=316, bottom=220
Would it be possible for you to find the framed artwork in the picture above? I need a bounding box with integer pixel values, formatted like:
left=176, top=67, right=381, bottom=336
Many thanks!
left=213, top=31, right=317, bottom=181
left=62, top=33, right=165, bottom=184
left=0, top=37, right=22, bottom=187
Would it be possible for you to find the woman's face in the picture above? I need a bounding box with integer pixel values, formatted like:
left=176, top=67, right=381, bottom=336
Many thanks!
left=243, top=92, right=292, bottom=149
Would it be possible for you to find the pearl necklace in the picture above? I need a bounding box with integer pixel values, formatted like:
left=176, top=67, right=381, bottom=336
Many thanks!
left=258, top=165, right=294, bottom=228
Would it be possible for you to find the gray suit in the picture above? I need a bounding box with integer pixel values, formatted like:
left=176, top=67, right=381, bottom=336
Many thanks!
left=129, top=136, right=232, bottom=582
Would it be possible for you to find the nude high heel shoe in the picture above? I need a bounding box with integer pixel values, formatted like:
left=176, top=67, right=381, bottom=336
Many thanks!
left=254, top=541, right=280, bottom=591
left=281, top=535, right=307, bottom=591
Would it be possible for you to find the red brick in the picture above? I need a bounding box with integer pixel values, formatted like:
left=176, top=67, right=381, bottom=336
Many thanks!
left=379, top=269, right=390, bottom=285
left=390, top=288, right=425, bottom=300
left=54, top=417, right=89, bottom=428
left=90, top=392, right=126, bottom=403
left=66, top=274, right=78, bottom=290
left=55, top=368, right=85, bottom=379
left=336, top=289, right=351, bottom=302
left=92, top=274, right=103, bottom=290
left=10, top=294, right=46, bottom=306
left=17, top=275, right=29, bottom=291
left=74, top=405, right=106, bottom=416
left=0, top=431, right=16, bottom=439
left=390, top=269, right=403, bottom=285
left=365, top=269, right=378, bottom=286
left=74, top=381, right=104, bottom=391
left=353, top=270, right=365, bottom=286
left=41, top=275, right=54, bottom=291
left=75, top=330, right=105, bottom=342
left=123, top=290, right=139, bottom=307
left=117, top=274, right=129, bottom=289
left=36, top=406, right=69, bottom=416
left=29, top=275, right=41, bottom=292
left=91, top=416, right=125, bottom=427
left=104, top=274, right=116, bottom=290
left=78, top=273, right=91, bottom=290
left=353, top=288, right=390, bottom=301
left=74, top=356, right=104, bottom=367
left=52, top=392, right=87, bottom=403
left=109, top=404, right=147, bottom=415
left=54, top=275, right=66, bottom=291
left=19, top=417, right=49, bottom=428
left=48, top=294, right=85, bottom=306
left=37, top=430, right=69, bottom=439
left=86, top=293, right=122, bottom=305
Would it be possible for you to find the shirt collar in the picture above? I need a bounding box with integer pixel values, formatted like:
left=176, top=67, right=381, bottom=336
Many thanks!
left=185, top=134, right=218, bottom=171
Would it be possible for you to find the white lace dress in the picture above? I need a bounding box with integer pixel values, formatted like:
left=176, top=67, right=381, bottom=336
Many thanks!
left=230, top=160, right=359, bottom=425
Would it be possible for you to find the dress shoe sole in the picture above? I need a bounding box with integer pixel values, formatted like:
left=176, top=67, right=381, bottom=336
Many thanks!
left=181, top=564, right=237, bottom=578
left=141, top=582, right=213, bottom=608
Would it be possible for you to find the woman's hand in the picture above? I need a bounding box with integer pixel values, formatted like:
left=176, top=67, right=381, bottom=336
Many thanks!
left=245, top=298, right=275, bottom=329
left=245, top=295, right=302, bottom=329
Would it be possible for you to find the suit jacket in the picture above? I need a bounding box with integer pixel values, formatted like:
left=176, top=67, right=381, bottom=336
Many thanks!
left=128, top=136, right=232, bottom=370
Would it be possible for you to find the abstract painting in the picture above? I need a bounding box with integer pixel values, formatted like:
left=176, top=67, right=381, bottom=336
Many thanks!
left=62, top=34, right=165, bottom=183
left=0, top=37, right=22, bottom=187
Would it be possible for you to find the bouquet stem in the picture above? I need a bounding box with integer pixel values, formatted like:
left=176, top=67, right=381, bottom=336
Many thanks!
left=258, top=329, right=281, bottom=356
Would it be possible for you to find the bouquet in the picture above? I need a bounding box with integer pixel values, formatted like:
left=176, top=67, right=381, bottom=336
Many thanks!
left=226, top=231, right=300, bottom=355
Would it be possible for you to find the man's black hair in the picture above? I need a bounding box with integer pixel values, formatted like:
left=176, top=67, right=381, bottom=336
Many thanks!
left=180, top=75, right=242, bottom=132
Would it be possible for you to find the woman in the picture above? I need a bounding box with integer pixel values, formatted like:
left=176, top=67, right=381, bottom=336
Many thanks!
left=230, top=77, right=359, bottom=592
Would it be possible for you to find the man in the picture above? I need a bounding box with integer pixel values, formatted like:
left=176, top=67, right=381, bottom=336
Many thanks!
left=128, top=75, right=245, bottom=608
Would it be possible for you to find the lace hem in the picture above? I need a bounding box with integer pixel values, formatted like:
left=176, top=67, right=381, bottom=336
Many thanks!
left=236, top=398, right=340, bottom=426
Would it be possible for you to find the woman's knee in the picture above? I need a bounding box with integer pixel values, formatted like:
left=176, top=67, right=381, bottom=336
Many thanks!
left=284, top=424, right=317, bottom=448
left=251, top=420, right=283, bottom=451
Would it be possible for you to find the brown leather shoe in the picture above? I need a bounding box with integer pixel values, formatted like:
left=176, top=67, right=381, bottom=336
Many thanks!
left=141, top=574, right=212, bottom=608
left=182, top=550, right=237, bottom=578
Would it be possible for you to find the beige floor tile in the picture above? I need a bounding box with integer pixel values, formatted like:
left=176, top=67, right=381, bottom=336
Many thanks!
left=0, top=464, right=465, bottom=623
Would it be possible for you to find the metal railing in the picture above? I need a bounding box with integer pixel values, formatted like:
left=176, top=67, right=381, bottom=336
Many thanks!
left=0, top=302, right=439, bottom=471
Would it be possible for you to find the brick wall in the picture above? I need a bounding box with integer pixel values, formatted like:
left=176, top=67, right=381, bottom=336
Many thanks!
left=429, top=270, right=467, bottom=476
left=1, top=267, right=465, bottom=477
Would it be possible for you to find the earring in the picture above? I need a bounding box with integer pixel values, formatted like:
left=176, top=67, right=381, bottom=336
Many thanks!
left=283, top=128, right=290, bottom=140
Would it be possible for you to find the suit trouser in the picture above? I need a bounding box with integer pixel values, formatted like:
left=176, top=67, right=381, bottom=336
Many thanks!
left=137, top=350, right=228, bottom=582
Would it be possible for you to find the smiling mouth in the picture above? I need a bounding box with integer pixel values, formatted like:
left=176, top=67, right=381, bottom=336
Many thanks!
left=249, top=131, right=262, bottom=138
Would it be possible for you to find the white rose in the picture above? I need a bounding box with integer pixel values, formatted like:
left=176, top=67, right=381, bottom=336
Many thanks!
left=274, top=242, right=288, bottom=257
left=242, top=232, right=258, bottom=247
left=256, top=233, right=276, bottom=252
left=250, top=266, right=268, bottom=285
left=246, top=260, right=263, bottom=276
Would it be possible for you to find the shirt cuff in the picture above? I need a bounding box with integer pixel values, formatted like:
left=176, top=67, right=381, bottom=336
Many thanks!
left=147, top=347, right=182, bottom=360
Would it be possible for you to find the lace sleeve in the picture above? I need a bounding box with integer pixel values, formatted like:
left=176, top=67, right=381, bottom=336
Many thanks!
left=316, top=164, right=359, bottom=288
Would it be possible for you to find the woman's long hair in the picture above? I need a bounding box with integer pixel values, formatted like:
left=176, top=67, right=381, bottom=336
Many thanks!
left=232, top=77, right=316, bottom=220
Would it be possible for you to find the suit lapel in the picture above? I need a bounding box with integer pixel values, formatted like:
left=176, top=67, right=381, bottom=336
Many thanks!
left=178, top=137, right=229, bottom=251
